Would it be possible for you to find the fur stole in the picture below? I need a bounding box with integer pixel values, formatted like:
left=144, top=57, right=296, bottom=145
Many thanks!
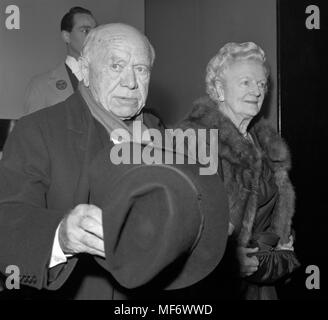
left=178, top=96, right=295, bottom=246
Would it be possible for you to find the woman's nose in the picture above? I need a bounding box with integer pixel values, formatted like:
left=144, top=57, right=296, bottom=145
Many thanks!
left=250, top=82, right=261, bottom=96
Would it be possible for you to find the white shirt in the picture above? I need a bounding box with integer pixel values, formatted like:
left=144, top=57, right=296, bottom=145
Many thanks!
left=65, top=56, right=82, bottom=81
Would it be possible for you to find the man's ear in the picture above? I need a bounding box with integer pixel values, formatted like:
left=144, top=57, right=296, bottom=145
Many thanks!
left=215, top=80, right=225, bottom=102
left=61, top=30, right=71, bottom=44
left=79, top=56, right=90, bottom=86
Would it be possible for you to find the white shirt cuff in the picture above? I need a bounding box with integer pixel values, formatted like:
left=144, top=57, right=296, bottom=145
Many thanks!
left=228, top=222, right=235, bottom=236
left=49, top=223, right=72, bottom=268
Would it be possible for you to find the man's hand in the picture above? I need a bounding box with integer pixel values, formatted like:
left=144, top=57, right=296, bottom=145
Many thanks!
left=237, top=246, right=259, bottom=277
left=58, top=204, right=105, bottom=257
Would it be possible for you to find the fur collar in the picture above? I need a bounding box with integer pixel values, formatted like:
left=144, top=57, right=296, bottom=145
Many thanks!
left=179, top=96, right=295, bottom=245
left=185, top=96, right=291, bottom=172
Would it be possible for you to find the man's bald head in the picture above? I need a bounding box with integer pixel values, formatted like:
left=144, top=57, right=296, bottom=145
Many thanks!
left=81, top=23, right=155, bottom=66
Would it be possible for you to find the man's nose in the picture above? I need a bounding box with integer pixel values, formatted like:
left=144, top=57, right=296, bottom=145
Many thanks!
left=121, top=68, right=138, bottom=89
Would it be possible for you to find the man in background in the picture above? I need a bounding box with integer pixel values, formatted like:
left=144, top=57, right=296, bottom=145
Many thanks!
left=24, top=6, right=97, bottom=115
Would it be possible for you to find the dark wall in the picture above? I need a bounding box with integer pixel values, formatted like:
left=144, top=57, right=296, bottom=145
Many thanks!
left=277, top=0, right=327, bottom=299
left=145, top=0, right=277, bottom=128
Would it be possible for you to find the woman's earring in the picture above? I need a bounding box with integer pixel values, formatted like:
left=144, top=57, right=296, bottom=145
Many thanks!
left=215, top=81, right=224, bottom=102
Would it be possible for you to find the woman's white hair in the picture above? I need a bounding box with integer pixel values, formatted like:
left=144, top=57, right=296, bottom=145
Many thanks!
left=205, top=42, right=269, bottom=103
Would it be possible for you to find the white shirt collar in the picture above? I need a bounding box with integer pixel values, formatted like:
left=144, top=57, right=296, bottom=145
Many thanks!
left=65, top=56, right=82, bottom=81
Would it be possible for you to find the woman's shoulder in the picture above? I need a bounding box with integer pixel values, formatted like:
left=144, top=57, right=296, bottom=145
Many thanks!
left=177, top=96, right=222, bottom=130
left=253, top=119, right=292, bottom=167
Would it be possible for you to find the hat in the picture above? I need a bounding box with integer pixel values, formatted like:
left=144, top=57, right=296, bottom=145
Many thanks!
left=89, top=142, right=229, bottom=290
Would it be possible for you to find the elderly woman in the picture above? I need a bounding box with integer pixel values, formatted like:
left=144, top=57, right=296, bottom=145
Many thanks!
left=178, top=42, right=299, bottom=300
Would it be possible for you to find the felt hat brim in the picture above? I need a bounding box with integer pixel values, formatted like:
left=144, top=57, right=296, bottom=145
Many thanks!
left=89, top=143, right=229, bottom=290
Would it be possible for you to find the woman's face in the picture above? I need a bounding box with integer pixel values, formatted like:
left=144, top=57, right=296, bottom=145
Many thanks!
left=217, top=59, right=267, bottom=121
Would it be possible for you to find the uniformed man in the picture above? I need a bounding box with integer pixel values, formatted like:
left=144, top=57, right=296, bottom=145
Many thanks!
left=23, top=7, right=97, bottom=115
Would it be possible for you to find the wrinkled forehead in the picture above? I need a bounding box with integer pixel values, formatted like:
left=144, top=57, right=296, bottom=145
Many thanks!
left=106, top=35, right=150, bottom=59
left=224, top=58, right=268, bottom=79
left=84, top=26, right=151, bottom=63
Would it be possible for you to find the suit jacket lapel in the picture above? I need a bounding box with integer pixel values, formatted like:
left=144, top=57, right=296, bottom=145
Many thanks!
left=65, top=92, right=109, bottom=204
left=65, top=102, right=161, bottom=205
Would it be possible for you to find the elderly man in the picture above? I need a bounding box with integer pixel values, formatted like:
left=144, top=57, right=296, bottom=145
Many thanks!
left=24, top=7, right=97, bottom=115
left=0, top=24, right=164, bottom=300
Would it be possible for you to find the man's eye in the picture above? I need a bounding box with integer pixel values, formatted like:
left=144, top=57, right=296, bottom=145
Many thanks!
left=111, top=64, right=123, bottom=72
left=135, top=66, right=149, bottom=75
left=241, top=80, right=249, bottom=86
left=81, top=28, right=90, bottom=34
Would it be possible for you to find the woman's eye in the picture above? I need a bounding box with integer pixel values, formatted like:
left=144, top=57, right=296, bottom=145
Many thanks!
left=258, top=81, right=267, bottom=89
left=241, top=80, right=249, bottom=86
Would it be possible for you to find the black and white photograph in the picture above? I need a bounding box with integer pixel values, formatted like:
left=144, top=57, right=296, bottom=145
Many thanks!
left=0, top=0, right=327, bottom=309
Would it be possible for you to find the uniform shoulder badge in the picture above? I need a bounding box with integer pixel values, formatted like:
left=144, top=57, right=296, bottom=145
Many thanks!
left=56, top=80, right=67, bottom=90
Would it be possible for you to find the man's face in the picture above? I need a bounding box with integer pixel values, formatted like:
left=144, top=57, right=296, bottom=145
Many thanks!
left=86, top=34, right=152, bottom=119
left=67, top=13, right=96, bottom=58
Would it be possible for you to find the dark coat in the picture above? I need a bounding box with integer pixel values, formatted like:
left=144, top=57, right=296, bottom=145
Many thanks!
left=0, top=92, right=164, bottom=300
left=178, top=96, right=295, bottom=247
left=176, top=96, right=297, bottom=299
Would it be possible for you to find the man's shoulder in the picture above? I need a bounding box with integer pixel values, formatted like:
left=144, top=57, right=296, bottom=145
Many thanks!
left=20, top=93, right=84, bottom=129
left=24, top=62, right=74, bottom=115
left=27, top=62, right=67, bottom=87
